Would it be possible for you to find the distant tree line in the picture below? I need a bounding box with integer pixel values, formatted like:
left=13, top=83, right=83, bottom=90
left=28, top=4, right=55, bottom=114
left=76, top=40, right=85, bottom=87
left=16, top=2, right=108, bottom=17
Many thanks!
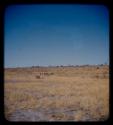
left=30, top=63, right=108, bottom=68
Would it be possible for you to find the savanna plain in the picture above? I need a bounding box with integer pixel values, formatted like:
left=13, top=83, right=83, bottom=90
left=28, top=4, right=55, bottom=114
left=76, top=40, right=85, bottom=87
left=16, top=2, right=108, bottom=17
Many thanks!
left=4, top=65, right=109, bottom=121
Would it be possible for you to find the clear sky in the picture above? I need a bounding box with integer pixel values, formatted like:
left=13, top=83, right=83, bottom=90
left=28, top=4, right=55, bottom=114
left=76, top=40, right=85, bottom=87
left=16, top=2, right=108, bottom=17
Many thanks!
left=4, top=4, right=109, bottom=67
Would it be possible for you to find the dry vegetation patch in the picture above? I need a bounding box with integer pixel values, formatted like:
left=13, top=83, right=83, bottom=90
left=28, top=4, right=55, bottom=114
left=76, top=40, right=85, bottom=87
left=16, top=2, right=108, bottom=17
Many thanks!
left=4, top=65, right=109, bottom=121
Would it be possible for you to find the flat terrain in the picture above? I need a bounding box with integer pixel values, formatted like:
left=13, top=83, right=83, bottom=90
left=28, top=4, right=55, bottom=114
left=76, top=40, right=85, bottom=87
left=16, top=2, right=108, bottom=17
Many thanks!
left=4, top=65, right=109, bottom=121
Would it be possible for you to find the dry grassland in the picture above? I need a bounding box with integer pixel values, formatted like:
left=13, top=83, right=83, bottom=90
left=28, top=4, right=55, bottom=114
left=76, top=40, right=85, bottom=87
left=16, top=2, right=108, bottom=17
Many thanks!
left=4, top=65, right=109, bottom=121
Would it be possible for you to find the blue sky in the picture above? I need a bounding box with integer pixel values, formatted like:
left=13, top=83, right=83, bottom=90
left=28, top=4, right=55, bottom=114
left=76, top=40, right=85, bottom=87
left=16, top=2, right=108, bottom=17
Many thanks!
left=4, top=4, right=109, bottom=67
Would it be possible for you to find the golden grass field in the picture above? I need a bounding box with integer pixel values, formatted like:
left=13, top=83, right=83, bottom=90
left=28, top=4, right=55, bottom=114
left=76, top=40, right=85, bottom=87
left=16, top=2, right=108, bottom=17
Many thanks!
left=4, top=65, right=109, bottom=121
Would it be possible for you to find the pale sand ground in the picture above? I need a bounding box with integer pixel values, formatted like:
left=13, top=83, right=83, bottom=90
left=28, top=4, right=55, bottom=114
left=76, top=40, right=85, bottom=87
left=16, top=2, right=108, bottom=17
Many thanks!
left=4, top=65, right=109, bottom=121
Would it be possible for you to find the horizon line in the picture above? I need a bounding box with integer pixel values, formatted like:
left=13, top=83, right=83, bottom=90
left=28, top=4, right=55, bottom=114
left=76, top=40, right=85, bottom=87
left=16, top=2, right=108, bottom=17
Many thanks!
left=4, top=64, right=109, bottom=68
